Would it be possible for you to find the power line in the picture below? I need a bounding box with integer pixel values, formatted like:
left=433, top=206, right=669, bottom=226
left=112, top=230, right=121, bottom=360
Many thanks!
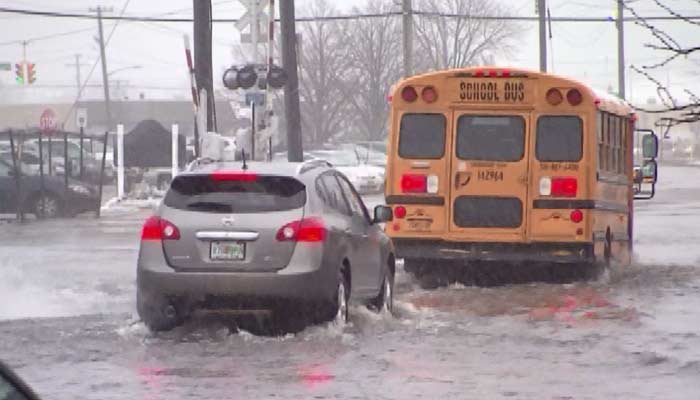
left=0, top=27, right=95, bottom=47
left=2, top=6, right=700, bottom=22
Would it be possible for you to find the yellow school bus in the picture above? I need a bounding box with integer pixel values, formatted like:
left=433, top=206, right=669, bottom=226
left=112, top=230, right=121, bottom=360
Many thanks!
left=384, top=67, right=658, bottom=276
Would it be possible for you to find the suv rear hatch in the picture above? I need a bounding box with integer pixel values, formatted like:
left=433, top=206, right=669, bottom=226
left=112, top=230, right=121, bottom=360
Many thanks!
left=160, top=172, right=306, bottom=272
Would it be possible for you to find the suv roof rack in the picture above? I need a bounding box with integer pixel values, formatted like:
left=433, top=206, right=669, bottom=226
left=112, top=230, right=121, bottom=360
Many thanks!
left=297, top=159, right=332, bottom=175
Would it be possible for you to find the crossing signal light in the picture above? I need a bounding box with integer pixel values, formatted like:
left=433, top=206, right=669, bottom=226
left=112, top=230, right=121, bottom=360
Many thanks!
left=222, top=64, right=287, bottom=91
left=27, top=63, right=36, bottom=84
left=266, top=65, right=287, bottom=89
left=15, top=63, right=24, bottom=84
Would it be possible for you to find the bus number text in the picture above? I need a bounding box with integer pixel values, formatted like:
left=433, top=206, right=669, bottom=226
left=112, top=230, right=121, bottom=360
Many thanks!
left=477, top=170, right=504, bottom=181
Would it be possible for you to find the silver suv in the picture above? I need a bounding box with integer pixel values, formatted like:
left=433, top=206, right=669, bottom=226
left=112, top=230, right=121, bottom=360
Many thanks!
left=137, top=160, right=395, bottom=332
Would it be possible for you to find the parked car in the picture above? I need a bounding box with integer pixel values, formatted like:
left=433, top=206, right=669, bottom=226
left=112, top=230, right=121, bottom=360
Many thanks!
left=0, top=150, right=63, bottom=176
left=0, top=158, right=100, bottom=218
left=136, top=160, right=396, bottom=332
left=307, top=150, right=385, bottom=193
left=25, top=139, right=114, bottom=185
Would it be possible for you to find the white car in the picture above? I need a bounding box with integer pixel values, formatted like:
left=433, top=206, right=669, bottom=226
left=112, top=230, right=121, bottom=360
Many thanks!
left=307, top=150, right=385, bottom=193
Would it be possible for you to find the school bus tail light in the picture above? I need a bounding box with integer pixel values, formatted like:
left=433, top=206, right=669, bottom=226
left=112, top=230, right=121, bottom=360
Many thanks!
left=394, top=206, right=407, bottom=219
left=401, top=174, right=427, bottom=193
left=552, top=177, right=578, bottom=197
left=401, top=174, right=438, bottom=194
left=539, top=176, right=578, bottom=197
left=421, top=86, right=438, bottom=103
left=426, top=175, right=439, bottom=193
left=401, top=86, right=418, bottom=102
left=570, top=209, right=583, bottom=223
left=567, top=88, right=583, bottom=106
left=546, top=88, right=563, bottom=105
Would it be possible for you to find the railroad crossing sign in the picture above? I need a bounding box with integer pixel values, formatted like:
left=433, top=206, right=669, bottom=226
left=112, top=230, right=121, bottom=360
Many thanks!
left=236, top=0, right=268, bottom=43
left=39, top=108, right=57, bottom=135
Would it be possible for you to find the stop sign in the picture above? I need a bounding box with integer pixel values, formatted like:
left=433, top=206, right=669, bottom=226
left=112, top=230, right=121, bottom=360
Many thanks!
left=39, top=108, right=57, bottom=135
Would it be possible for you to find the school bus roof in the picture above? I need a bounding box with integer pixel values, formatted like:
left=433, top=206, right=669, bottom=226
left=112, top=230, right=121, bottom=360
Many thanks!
left=390, top=66, right=633, bottom=116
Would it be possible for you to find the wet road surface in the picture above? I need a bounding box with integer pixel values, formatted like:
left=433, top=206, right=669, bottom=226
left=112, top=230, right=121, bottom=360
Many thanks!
left=1, top=167, right=699, bottom=399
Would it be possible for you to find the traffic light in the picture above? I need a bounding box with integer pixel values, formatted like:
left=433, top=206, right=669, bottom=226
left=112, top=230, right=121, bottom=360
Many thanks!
left=27, top=63, right=36, bottom=84
left=15, top=62, right=24, bottom=85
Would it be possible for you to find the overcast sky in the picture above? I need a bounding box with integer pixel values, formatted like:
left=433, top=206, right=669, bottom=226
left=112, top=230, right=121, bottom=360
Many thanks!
left=0, top=0, right=698, bottom=106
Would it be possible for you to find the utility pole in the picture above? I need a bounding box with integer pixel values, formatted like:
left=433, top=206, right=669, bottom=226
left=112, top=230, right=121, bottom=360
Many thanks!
left=537, top=0, right=547, bottom=72
left=193, top=0, right=216, bottom=132
left=617, top=0, right=625, bottom=99
left=66, top=54, right=88, bottom=100
left=402, top=0, right=413, bottom=77
left=280, top=0, right=303, bottom=162
left=90, top=6, right=113, bottom=131
left=21, top=41, right=28, bottom=85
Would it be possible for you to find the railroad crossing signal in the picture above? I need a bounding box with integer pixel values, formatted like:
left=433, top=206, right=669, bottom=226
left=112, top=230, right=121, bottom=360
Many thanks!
left=15, top=63, right=24, bottom=84
left=222, top=64, right=287, bottom=90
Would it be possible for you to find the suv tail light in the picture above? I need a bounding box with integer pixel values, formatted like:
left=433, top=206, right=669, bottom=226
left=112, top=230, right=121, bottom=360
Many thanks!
left=141, top=216, right=181, bottom=241
left=539, top=176, right=577, bottom=197
left=401, top=174, right=438, bottom=193
left=276, top=217, right=326, bottom=242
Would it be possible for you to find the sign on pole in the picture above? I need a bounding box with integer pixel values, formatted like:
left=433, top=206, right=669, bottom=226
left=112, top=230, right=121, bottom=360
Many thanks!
left=0, top=63, right=11, bottom=71
left=237, top=0, right=268, bottom=44
left=39, top=108, right=57, bottom=135
left=76, top=108, right=88, bottom=128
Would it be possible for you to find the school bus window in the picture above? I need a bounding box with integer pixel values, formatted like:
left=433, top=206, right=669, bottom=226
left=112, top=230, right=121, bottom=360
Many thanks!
left=456, top=115, right=525, bottom=161
left=622, top=119, right=628, bottom=173
left=615, top=116, right=622, bottom=172
left=607, top=114, right=615, bottom=173
left=398, top=113, right=446, bottom=159
left=536, top=115, right=583, bottom=162
left=597, top=112, right=604, bottom=171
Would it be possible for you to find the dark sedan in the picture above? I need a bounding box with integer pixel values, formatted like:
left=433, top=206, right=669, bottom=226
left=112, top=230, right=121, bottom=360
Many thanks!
left=0, top=159, right=100, bottom=218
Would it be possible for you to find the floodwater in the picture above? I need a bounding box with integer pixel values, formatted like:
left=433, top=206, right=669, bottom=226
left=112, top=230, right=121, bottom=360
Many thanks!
left=1, top=166, right=699, bottom=399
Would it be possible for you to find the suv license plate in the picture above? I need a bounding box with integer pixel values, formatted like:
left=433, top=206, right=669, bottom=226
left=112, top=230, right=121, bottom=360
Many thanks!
left=210, top=241, right=245, bottom=261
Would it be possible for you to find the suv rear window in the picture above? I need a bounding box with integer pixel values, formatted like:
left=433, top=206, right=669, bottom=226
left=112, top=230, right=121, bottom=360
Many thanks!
left=456, top=115, right=525, bottom=161
left=164, top=175, right=306, bottom=213
left=536, top=116, right=583, bottom=161
left=399, top=113, right=446, bottom=159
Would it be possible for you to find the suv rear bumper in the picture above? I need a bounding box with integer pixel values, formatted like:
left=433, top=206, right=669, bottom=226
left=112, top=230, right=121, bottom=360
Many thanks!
left=137, top=266, right=335, bottom=304
left=393, top=238, right=595, bottom=264
left=137, top=242, right=337, bottom=308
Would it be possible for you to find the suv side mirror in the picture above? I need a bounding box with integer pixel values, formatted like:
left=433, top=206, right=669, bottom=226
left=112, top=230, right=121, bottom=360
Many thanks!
left=642, top=133, right=658, bottom=159
left=373, top=205, right=393, bottom=224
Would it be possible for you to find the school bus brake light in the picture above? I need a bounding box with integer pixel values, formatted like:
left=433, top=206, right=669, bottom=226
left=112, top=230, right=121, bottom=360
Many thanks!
left=401, top=174, right=438, bottom=194
left=546, top=88, right=563, bottom=105
left=421, top=86, right=438, bottom=103
left=567, top=88, right=583, bottom=106
left=401, top=86, right=418, bottom=102
left=401, top=174, right=427, bottom=193
left=539, top=176, right=578, bottom=197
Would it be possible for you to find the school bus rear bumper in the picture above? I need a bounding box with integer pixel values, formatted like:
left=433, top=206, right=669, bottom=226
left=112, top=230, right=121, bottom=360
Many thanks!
left=393, top=239, right=594, bottom=264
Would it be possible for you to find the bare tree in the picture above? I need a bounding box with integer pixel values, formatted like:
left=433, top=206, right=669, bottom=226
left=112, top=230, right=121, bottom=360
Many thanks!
left=296, top=0, right=352, bottom=146
left=412, top=0, right=523, bottom=72
left=624, top=1, right=700, bottom=126
left=342, top=1, right=402, bottom=142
